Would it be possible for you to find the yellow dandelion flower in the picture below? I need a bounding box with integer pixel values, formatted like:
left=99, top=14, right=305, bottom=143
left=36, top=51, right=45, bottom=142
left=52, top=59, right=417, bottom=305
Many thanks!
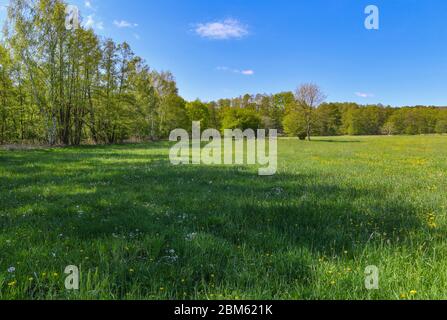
left=400, top=293, right=407, bottom=299
left=8, top=281, right=17, bottom=287
left=410, top=290, right=417, bottom=296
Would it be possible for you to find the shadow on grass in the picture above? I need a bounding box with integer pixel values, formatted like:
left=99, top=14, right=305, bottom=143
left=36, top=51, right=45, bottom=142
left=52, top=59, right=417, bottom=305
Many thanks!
left=0, top=143, right=426, bottom=298
left=311, top=139, right=362, bottom=143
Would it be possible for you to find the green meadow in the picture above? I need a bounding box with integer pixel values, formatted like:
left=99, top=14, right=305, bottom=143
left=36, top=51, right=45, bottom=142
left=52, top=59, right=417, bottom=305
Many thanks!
left=1, top=135, right=447, bottom=300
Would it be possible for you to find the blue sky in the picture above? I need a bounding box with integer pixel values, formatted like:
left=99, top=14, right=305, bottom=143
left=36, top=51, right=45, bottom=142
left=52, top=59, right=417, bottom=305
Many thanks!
left=2, top=0, right=447, bottom=106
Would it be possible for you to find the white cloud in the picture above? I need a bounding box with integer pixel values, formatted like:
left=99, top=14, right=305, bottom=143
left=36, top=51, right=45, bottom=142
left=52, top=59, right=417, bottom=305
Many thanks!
left=83, top=15, right=104, bottom=30
left=355, top=92, right=375, bottom=98
left=84, top=15, right=95, bottom=28
left=241, top=70, right=254, bottom=75
left=195, top=19, right=248, bottom=40
left=217, top=66, right=254, bottom=76
left=84, top=0, right=97, bottom=11
left=114, top=20, right=138, bottom=28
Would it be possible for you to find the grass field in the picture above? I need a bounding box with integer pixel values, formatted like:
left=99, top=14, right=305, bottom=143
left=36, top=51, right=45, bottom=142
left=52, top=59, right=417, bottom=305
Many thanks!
left=1, top=135, right=447, bottom=300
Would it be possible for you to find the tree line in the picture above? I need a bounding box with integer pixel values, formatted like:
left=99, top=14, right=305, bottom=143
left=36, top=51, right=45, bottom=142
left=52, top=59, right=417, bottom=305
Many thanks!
left=1, top=0, right=446, bottom=146
left=186, top=91, right=447, bottom=141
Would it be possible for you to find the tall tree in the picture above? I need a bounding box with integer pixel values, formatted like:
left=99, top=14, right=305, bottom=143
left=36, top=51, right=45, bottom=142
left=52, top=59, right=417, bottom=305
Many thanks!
left=294, top=83, right=326, bottom=141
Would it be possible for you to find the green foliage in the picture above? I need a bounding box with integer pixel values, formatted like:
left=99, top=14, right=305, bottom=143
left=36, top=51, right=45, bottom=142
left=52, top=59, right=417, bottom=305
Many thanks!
left=2, top=0, right=184, bottom=145
left=316, top=103, right=342, bottom=136
left=221, top=107, right=262, bottom=131
left=385, top=107, right=439, bottom=135
left=186, top=99, right=210, bottom=130
left=435, top=110, right=447, bottom=134
left=382, top=121, right=397, bottom=136
left=345, top=106, right=388, bottom=136
left=436, top=120, right=447, bottom=134
left=206, top=102, right=221, bottom=130
left=282, top=111, right=307, bottom=139
left=159, top=95, right=189, bottom=137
